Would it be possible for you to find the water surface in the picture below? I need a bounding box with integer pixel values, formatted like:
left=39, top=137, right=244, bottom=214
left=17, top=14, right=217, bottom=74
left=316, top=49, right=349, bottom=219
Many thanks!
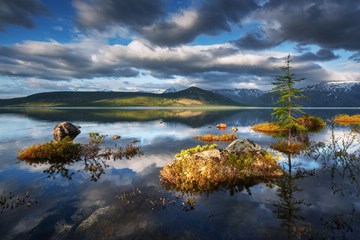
left=0, top=108, right=359, bottom=239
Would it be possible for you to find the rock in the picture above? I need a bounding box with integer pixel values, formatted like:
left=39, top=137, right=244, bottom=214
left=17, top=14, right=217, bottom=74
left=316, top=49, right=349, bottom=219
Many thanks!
left=225, top=139, right=263, bottom=154
left=231, top=127, right=238, bottom=132
left=112, top=135, right=121, bottom=140
left=193, top=149, right=221, bottom=160
left=216, top=123, right=227, bottom=129
left=76, top=206, right=111, bottom=232
left=53, top=122, right=81, bottom=142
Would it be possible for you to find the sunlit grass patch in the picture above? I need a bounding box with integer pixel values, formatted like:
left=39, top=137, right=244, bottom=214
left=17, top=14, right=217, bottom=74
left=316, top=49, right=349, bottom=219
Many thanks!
left=251, top=115, right=326, bottom=136
left=334, top=114, right=360, bottom=125
left=195, top=133, right=238, bottom=142
left=175, top=144, right=217, bottom=158
left=16, top=137, right=82, bottom=162
left=161, top=146, right=283, bottom=194
left=251, top=122, right=286, bottom=136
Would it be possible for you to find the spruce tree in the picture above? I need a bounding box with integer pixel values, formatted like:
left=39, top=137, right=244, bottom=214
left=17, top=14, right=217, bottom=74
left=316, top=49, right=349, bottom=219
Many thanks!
left=272, top=54, right=306, bottom=135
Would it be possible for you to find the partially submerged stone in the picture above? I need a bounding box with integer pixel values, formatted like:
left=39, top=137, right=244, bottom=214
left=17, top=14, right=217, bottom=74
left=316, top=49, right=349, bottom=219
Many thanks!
left=53, top=122, right=81, bottom=142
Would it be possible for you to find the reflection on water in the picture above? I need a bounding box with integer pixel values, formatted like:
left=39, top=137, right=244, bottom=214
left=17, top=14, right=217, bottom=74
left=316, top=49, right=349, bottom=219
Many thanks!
left=18, top=133, right=142, bottom=182
left=0, top=108, right=360, bottom=239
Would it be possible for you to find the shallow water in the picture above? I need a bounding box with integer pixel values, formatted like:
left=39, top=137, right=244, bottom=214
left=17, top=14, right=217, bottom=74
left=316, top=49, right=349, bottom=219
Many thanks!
left=0, top=108, right=359, bottom=240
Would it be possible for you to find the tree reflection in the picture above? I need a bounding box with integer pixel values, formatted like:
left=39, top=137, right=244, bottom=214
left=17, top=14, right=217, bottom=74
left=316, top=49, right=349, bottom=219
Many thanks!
left=18, top=133, right=143, bottom=181
left=271, top=153, right=313, bottom=240
left=308, top=122, right=360, bottom=196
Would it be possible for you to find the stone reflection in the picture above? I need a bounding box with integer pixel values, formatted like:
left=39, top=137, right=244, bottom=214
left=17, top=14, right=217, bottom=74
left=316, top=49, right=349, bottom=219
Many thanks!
left=0, top=189, right=37, bottom=214
left=17, top=133, right=142, bottom=181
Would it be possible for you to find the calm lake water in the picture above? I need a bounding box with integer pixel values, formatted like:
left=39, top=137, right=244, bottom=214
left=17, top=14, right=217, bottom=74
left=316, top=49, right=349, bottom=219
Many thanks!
left=0, top=108, right=360, bottom=240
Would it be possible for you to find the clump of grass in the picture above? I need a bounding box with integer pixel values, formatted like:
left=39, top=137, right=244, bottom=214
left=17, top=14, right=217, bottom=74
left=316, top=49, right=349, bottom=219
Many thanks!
left=251, top=122, right=286, bottom=136
left=296, top=114, right=326, bottom=132
left=251, top=115, right=326, bottom=136
left=17, top=133, right=142, bottom=181
left=195, top=133, right=238, bottom=142
left=161, top=146, right=283, bottom=194
left=17, top=137, right=82, bottom=162
left=334, top=114, right=360, bottom=125
left=175, top=144, right=217, bottom=158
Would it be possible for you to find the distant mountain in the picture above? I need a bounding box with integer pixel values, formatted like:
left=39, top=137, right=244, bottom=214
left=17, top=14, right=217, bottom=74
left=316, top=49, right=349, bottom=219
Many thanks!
left=213, top=88, right=265, bottom=105
left=1, top=82, right=359, bottom=107
left=0, top=87, right=239, bottom=107
left=252, top=82, right=360, bottom=107
left=162, top=87, right=177, bottom=93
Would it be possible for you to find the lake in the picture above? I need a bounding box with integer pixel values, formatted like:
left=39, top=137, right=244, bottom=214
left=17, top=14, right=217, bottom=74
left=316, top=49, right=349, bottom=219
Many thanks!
left=0, top=108, right=359, bottom=240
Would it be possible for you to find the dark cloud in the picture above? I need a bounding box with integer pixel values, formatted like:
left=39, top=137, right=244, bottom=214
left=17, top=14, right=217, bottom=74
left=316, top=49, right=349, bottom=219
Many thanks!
left=235, top=0, right=360, bottom=51
left=73, top=0, right=165, bottom=31
left=0, top=42, right=140, bottom=80
left=349, top=52, right=360, bottom=62
left=73, top=0, right=259, bottom=46
left=0, top=0, right=48, bottom=31
left=295, top=49, right=339, bottom=62
left=141, top=0, right=259, bottom=46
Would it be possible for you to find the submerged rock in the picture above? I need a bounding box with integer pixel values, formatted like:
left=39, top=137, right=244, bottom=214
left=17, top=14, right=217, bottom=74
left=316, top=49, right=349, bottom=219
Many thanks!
left=53, top=122, right=81, bottom=142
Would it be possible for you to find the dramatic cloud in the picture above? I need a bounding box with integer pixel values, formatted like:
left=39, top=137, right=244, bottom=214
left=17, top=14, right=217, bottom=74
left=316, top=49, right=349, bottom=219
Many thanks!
left=349, top=52, right=360, bottom=63
left=295, top=49, right=339, bottom=62
left=0, top=38, right=334, bottom=93
left=141, top=0, right=259, bottom=46
left=235, top=0, right=360, bottom=51
left=73, top=0, right=164, bottom=31
left=0, top=0, right=48, bottom=31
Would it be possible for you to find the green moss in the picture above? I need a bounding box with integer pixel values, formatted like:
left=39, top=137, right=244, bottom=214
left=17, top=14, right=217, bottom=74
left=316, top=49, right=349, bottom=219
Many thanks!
left=175, top=144, right=218, bottom=158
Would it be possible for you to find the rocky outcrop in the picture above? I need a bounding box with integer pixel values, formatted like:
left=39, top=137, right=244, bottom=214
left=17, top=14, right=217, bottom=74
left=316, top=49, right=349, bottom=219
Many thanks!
left=225, top=139, right=263, bottom=155
left=53, top=122, right=81, bottom=142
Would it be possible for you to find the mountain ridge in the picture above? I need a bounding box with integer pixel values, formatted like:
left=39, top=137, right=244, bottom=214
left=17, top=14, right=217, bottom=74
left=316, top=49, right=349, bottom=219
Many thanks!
left=1, top=82, right=360, bottom=107
left=0, top=87, right=239, bottom=107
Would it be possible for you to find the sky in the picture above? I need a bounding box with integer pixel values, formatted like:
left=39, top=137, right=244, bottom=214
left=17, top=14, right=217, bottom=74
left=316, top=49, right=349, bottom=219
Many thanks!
left=0, top=0, right=360, bottom=98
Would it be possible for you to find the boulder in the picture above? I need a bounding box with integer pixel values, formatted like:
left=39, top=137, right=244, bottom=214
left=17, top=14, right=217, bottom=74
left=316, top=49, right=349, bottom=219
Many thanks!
left=112, top=135, right=121, bottom=140
left=231, top=127, right=238, bottom=132
left=225, top=139, right=262, bottom=155
left=53, top=122, right=81, bottom=142
left=216, top=123, right=227, bottom=129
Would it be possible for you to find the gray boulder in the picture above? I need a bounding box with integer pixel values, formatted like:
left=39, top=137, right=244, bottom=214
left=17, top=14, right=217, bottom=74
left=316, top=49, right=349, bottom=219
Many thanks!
left=53, top=122, right=81, bottom=142
left=225, top=139, right=263, bottom=154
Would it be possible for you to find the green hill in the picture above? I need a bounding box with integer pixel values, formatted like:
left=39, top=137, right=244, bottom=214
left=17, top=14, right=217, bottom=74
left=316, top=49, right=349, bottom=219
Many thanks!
left=0, top=87, right=240, bottom=107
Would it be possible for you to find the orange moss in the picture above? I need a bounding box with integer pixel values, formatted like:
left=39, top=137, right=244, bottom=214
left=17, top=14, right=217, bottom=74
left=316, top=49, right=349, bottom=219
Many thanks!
left=252, top=115, right=325, bottom=136
left=334, top=114, right=360, bottom=125
left=251, top=122, right=286, bottom=136
left=195, top=133, right=238, bottom=142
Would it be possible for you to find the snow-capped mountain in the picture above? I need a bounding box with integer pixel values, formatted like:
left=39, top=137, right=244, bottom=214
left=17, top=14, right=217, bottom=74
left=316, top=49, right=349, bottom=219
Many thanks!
left=162, top=87, right=177, bottom=94
left=252, top=82, right=360, bottom=107
left=213, top=88, right=265, bottom=105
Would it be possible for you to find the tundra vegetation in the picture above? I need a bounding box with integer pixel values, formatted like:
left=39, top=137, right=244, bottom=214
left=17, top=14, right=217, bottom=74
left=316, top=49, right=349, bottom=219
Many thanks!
left=17, top=133, right=142, bottom=181
left=160, top=142, right=283, bottom=195
left=195, top=133, right=238, bottom=142
left=334, top=114, right=360, bottom=125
